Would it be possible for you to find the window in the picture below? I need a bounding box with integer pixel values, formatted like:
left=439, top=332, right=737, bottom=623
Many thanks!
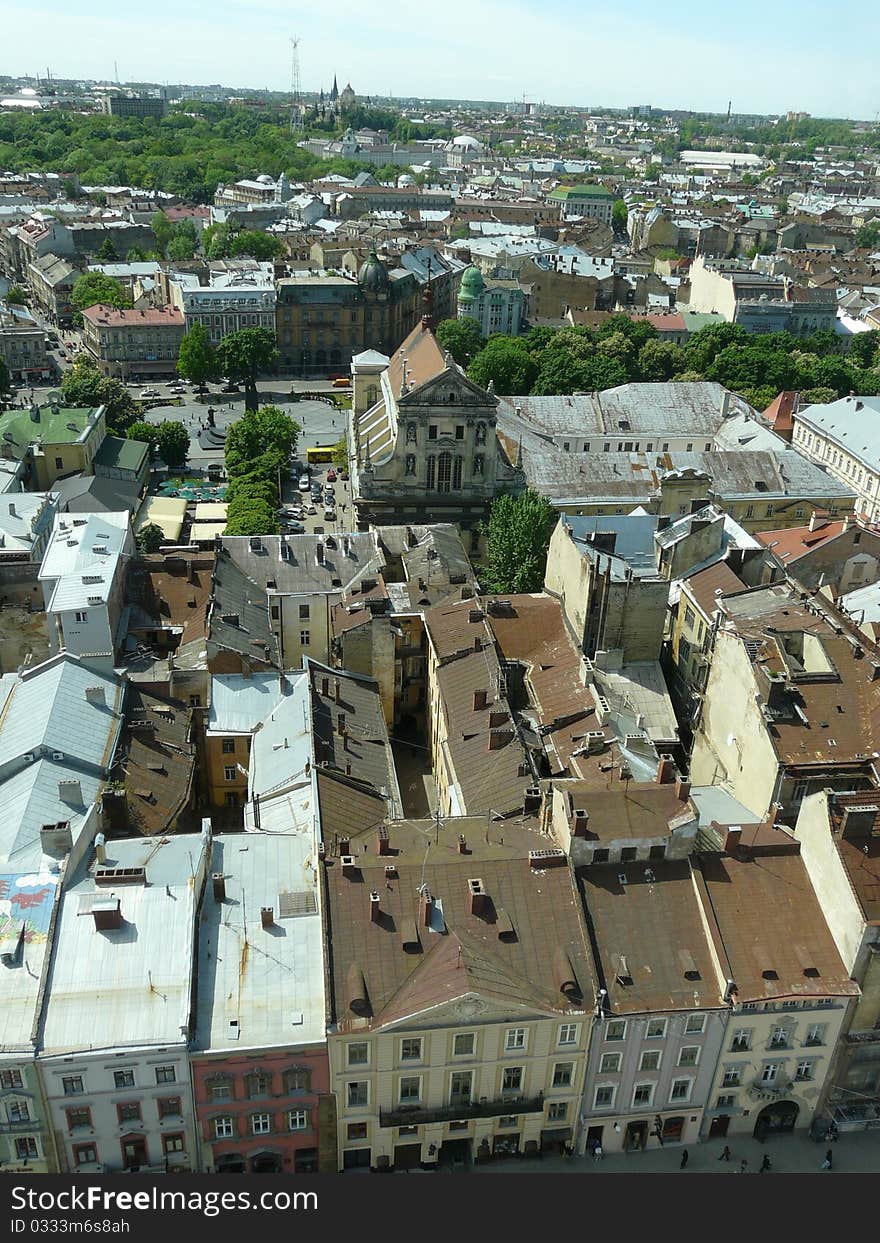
left=731, top=1029, right=751, bottom=1052
left=347, top=1043, right=369, bottom=1066
left=805, top=1025, right=825, bottom=1047
left=15, top=1137, right=38, bottom=1160
left=670, top=1078, right=692, bottom=1103
left=505, top=1028, right=526, bottom=1052
left=221, top=739, right=235, bottom=755
left=761, top=1063, right=779, bottom=1084
left=678, top=1046, right=700, bottom=1067
left=715, top=1094, right=736, bottom=1109
left=599, top=1052, right=621, bottom=1073
left=285, top=1068, right=310, bottom=1094
left=0, top=1070, right=23, bottom=1089
left=155, top=1066, right=176, bottom=1085
left=795, top=1061, right=814, bottom=1082
left=399, top=1076, right=421, bottom=1103
left=300, top=630, right=310, bottom=646
left=685, top=1014, right=706, bottom=1035
left=210, top=1079, right=232, bottom=1101
left=246, top=1071, right=271, bottom=1098
left=552, top=1063, right=573, bottom=1088
left=449, top=1072, right=472, bottom=1104
left=558, top=1024, right=579, bottom=1046
left=347, top=1082, right=369, bottom=1108
left=455, top=425, right=465, bottom=440
left=592, top=848, right=610, bottom=863
left=498, top=1115, right=518, bottom=1129
left=545, top=1102, right=567, bottom=1123
left=347, top=1122, right=367, bottom=1141
left=157, top=1096, right=181, bottom=1119
left=606, top=1020, right=626, bottom=1041
left=745, top=504, right=754, bottom=519
left=117, top=1103, right=141, bottom=1124
left=62, top=1075, right=84, bottom=1095
left=684, top=606, right=696, bottom=630
left=251, top=1113, right=271, bottom=1135
left=428, top=425, right=438, bottom=440
left=299, top=604, right=310, bottom=620
left=722, top=1068, right=741, bottom=1088
left=66, top=1107, right=92, bottom=1131
left=646, top=1019, right=667, bottom=1039
left=502, top=1066, right=523, bottom=1093
left=770, top=1026, right=790, bottom=1049
left=640, top=1050, right=661, bottom=1071
left=224, top=766, right=237, bottom=782
left=620, top=846, right=637, bottom=862
left=213, top=1116, right=234, bottom=1140
left=74, top=611, right=87, bottom=624
left=288, top=1110, right=309, bottom=1131
left=74, top=1144, right=98, bottom=1165
left=400, top=1038, right=422, bottom=1062
left=163, top=1134, right=185, bottom=1155
left=55, top=457, right=64, bottom=470
left=8, top=1099, right=30, bottom=1122
left=453, top=1033, right=474, bottom=1057
left=113, top=1069, right=135, bottom=1089
left=632, top=1083, right=654, bottom=1107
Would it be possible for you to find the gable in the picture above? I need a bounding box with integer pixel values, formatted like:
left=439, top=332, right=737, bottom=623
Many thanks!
left=374, top=992, right=562, bottom=1033
left=405, top=368, right=497, bottom=411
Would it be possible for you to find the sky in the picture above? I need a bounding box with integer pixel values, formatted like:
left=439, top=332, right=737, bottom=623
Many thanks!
left=2, top=0, right=879, bottom=120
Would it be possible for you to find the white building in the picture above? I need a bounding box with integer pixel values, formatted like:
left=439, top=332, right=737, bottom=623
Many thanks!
left=169, top=264, right=276, bottom=347
left=38, top=512, right=133, bottom=672
left=790, top=395, right=880, bottom=523
left=39, top=833, right=209, bottom=1174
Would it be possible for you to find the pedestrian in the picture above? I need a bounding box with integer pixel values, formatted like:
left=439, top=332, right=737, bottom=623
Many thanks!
left=740, top=1158, right=748, bottom=1174
left=593, top=1143, right=602, bottom=1163
left=821, top=1149, right=832, bottom=1170
left=718, top=1145, right=732, bottom=1162
left=759, top=1154, right=771, bottom=1173
left=680, top=1149, right=689, bottom=1169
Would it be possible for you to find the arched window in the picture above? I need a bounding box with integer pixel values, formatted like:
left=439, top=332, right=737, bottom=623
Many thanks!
left=449, top=391, right=456, bottom=403
left=284, top=1067, right=311, bottom=1095
left=244, top=1071, right=272, bottom=1099
left=437, top=452, right=452, bottom=493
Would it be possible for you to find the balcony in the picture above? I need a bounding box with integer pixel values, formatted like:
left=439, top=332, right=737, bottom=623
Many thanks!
left=748, top=1077, right=794, bottom=1101
left=844, top=1030, right=880, bottom=1045
left=380, top=1093, right=544, bottom=1128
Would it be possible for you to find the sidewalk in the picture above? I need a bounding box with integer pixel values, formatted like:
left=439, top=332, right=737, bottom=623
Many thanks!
left=471, top=1129, right=880, bottom=1175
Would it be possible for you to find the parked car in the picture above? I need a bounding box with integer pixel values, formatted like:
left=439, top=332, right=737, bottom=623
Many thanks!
left=323, top=507, right=336, bottom=521
left=220, top=381, right=240, bottom=393
left=283, top=521, right=306, bottom=534
left=326, top=469, right=338, bottom=482
left=140, top=388, right=160, bottom=400
left=339, top=470, right=349, bottom=481
left=298, top=474, right=311, bottom=492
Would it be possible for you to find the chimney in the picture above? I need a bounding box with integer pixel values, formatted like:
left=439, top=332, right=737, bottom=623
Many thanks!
left=467, top=877, right=489, bottom=917
left=656, top=754, right=676, bottom=784
left=524, top=785, right=542, bottom=813
left=7, top=501, right=15, bottom=517
left=339, top=837, right=350, bottom=856
left=418, top=886, right=433, bottom=927
left=473, top=634, right=481, bottom=652
left=487, top=728, right=512, bottom=751
left=260, top=906, right=274, bottom=929
left=58, top=778, right=82, bottom=805
left=321, top=675, right=329, bottom=697
left=843, top=514, right=852, bottom=532
left=571, top=808, right=589, bottom=838
left=370, top=890, right=381, bottom=923
left=767, top=802, right=782, bottom=826
left=337, top=711, right=346, bottom=736
left=720, top=389, right=731, bottom=419
left=724, top=825, right=742, bottom=855
left=316, top=541, right=324, bottom=565
left=809, top=512, right=820, bottom=532
left=840, top=802, right=878, bottom=839
left=377, top=824, right=391, bottom=855
left=341, top=854, right=357, bottom=878
left=94, top=832, right=107, bottom=864
left=85, top=685, right=105, bottom=706
left=457, top=833, right=468, bottom=854
left=473, top=688, right=488, bottom=711
left=676, top=778, right=691, bottom=802
left=334, top=678, right=342, bottom=704
left=212, top=873, right=226, bottom=902
left=92, top=896, right=122, bottom=932
left=489, top=708, right=509, bottom=728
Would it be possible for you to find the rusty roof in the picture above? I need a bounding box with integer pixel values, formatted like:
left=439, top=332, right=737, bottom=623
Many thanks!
left=561, top=783, right=695, bottom=841
left=683, top=561, right=748, bottom=619
left=579, top=859, right=724, bottom=1014
left=387, top=320, right=449, bottom=397
left=755, top=520, right=847, bottom=563
left=695, top=849, right=858, bottom=1002
left=324, top=827, right=595, bottom=1032
left=119, top=687, right=196, bottom=837
left=829, top=793, right=880, bottom=925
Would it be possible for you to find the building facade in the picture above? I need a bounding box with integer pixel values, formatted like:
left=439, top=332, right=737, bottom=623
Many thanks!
left=80, top=304, right=185, bottom=380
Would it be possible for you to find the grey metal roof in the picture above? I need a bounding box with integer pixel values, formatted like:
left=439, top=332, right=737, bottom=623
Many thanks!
left=795, top=395, right=880, bottom=468
left=218, top=532, right=383, bottom=596
left=561, top=512, right=661, bottom=580
left=208, top=671, right=295, bottom=735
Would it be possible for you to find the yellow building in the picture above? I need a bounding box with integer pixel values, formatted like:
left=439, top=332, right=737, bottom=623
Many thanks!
left=0, top=402, right=106, bottom=489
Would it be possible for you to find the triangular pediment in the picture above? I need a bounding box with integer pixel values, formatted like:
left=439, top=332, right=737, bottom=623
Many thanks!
left=404, top=368, right=498, bottom=410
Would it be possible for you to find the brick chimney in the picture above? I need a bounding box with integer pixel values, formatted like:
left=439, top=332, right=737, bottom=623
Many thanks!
left=418, top=886, right=433, bottom=927
left=488, top=727, right=513, bottom=751
left=676, top=778, right=691, bottom=802
left=458, top=834, right=468, bottom=854
left=571, top=808, right=589, bottom=838
left=260, top=906, right=274, bottom=929
left=724, top=825, right=742, bottom=855
left=370, top=891, right=381, bottom=923
left=467, top=877, right=489, bottom=917
left=473, top=688, right=488, bottom=711
left=377, top=824, right=391, bottom=855
left=656, top=754, right=676, bottom=784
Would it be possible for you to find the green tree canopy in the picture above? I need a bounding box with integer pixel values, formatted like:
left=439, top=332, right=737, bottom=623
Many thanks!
left=638, top=339, right=683, bottom=382
left=177, top=322, right=218, bottom=387
left=612, top=199, right=628, bottom=233
left=224, top=498, right=279, bottom=538
left=126, top=421, right=156, bottom=445
left=59, top=357, right=139, bottom=433
left=435, top=317, right=485, bottom=367
left=855, top=221, right=880, bottom=250
left=154, top=421, right=190, bottom=467
left=150, top=210, right=175, bottom=258
left=480, top=490, right=557, bottom=594
left=136, top=522, right=165, bottom=554
left=216, top=327, right=279, bottom=410
left=229, top=230, right=283, bottom=261
left=70, top=272, right=132, bottom=314
left=5, top=285, right=28, bottom=305
left=96, top=236, right=118, bottom=261
left=332, top=437, right=348, bottom=470
left=0, top=358, right=10, bottom=394
left=467, top=338, right=538, bottom=395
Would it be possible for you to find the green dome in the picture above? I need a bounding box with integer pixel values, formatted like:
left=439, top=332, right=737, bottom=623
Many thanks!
left=358, top=249, right=390, bottom=293
left=458, top=263, right=485, bottom=302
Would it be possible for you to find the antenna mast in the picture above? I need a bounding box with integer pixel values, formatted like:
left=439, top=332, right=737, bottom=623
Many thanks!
left=290, top=36, right=304, bottom=134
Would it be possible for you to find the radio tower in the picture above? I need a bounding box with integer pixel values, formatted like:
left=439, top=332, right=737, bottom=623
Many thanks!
left=289, top=36, right=304, bottom=134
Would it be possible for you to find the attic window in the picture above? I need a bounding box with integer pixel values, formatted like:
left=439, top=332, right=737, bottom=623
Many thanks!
left=616, top=973, right=634, bottom=987
left=762, top=969, right=779, bottom=981
left=684, top=970, right=702, bottom=982
left=803, top=967, right=821, bottom=978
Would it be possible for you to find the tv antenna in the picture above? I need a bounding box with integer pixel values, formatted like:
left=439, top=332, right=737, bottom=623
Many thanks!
left=289, top=36, right=304, bottom=134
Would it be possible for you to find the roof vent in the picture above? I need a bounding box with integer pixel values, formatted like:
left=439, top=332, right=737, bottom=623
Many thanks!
left=92, top=895, right=122, bottom=931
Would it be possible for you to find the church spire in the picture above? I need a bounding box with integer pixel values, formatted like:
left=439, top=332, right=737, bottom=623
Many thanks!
left=420, top=258, right=435, bottom=331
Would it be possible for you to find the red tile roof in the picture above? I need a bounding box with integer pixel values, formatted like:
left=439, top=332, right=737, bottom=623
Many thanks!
left=82, top=304, right=185, bottom=328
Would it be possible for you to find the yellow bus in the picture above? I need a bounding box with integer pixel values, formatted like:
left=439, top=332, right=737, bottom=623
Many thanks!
left=306, top=445, right=335, bottom=465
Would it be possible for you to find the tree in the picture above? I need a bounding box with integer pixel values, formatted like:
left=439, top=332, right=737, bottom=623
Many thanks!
left=177, top=322, right=218, bottom=389
left=481, top=490, right=557, bottom=594
left=60, top=356, right=139, bottom=432
left=126, top=421, right=156, bottom=446
left=467, top=338, right=538, bottom=395
left=155, top=421, right=190, bottom=468
left=224, top=498, right=279, bottom=537
left=136, top=523, right=165, bottom=554
left=637, top=339, right=683, bottom=382
left=0, top=358, right=10, bottom=395
left=150, top=210, right=175, bottom=258
left=5, top=285, right=28, bottom=305
left=125, top=247, right=146, bottom=263
left=225, top=405, right=299, bottom=480
left=847, top=330, right=879, bottom=370
left=435, top=317, right=485, bottom=366
left=612, top=199, right=628, bottom=233
left=96, top=236, right=118, bottom=261
left=228, top=230, right=283, bottom=261
left=800, top=386, right=840, bottom=405
left=855, top=221, right=880, bottom=250
left=167, top=232, right=197, bottom=261
left=216, top=327, right=279, bottom=411
left=70, top=272, right=132, bottom=314
left=332, top=437, right=348, bottom=470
